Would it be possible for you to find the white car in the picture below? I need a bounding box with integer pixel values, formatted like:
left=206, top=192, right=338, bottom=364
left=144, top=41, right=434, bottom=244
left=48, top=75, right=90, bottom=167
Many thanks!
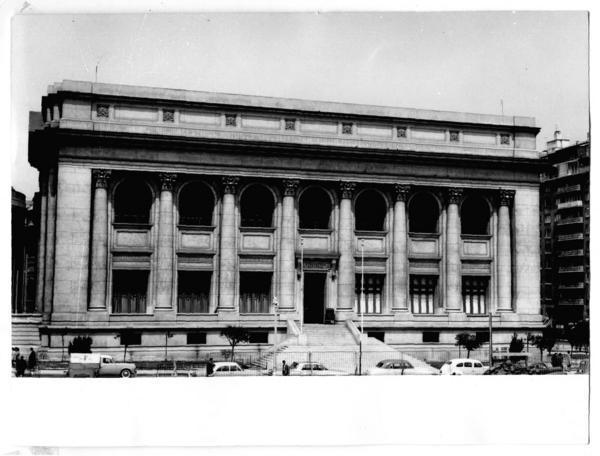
left=288, top=362, right=348, bottom=376
left=439, top=359, right=486, bottom=375
left=366, top=359, right=439, bottom=376
left=209, top=361, right=253, bottom=376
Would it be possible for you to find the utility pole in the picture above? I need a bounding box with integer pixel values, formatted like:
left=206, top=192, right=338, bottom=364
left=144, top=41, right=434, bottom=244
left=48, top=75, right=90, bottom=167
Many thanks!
left=300, top=238, right=304, bottom=334
left=488, top=306, right=493, bottom=367
left=359, top=240, right=365, bottom=375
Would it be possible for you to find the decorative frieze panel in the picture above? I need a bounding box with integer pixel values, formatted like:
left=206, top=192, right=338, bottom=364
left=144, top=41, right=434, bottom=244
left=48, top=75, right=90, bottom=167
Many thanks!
left=239, top=255, right=274, bottom=271
left=114, top=229, right=150, bottom=249
left=179, top=110, right=220, bottom=125
left=241, top=115, right=280, bottom=130
left=112, top=253, right=152, bottom=268
left=409, top=259, right=440, bottom=274
left=461, top=260, right=491, bottom=275
left=114, top=106, right=159, bottom=122
left=463, top=131, right=497, bottom=145
left=300, top=119, right=338, bottom=134
left=177, top=254, right=214, bottom=270
left=355, top=234, right=386, bottom=254
left=411, top=128, right=446, bottom=141
left=462, top=237, right=490, bottom=257
left=240, top=232, right=274, bottom=252
left=356, top=123, right=392, bottom=138
left=180, top=232, right=213, bottom=250
left=409, top=234, right=440, bottom=257
left=299, top=231, right=333, bottom=252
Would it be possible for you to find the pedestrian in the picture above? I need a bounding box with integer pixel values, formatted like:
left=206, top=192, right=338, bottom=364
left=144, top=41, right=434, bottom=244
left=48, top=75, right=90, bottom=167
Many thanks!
left=16, top=355, right=27, bottom=377
left=282, top=360, right=290, bottom=376
left=206, top=357, right=214, bottom=377
left=12, top=347, right=20, bottom=368
left=28, top=348, right=37, bottom=374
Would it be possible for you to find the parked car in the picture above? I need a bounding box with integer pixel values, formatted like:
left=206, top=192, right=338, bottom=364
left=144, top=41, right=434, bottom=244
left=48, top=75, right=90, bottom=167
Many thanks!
left=209, top=361, right=255, bottom=376
left=68, top=353, right=137, bottom=378
left=366, top=359, right=439, bottom=375
left=288, top=362, right=348, bottom=376
left=527, top=362, right=564, bottom=375
left=439, top=359, right=486, bottom=375
left=483, top=360, right=529, bottom=375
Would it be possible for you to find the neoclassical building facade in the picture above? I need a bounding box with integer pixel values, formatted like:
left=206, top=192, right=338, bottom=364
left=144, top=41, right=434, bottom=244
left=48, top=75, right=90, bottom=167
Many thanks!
left=29, top=81, right=544, bottom=359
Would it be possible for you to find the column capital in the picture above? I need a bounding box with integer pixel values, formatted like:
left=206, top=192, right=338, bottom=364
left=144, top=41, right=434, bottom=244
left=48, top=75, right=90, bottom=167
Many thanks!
left=92, top=169, right=112, bottom=189
left=282, top=179, right=300, bottom=197
left=445, top=187, right=464, bottom=205
left=498, top=189, right=515, bottom=206
left=159, top=173, right=178, bottom=192
left=221, top=176, right=240, bottom=195
left=339, top=181, right=357, bottom=200
left=393, top=184, right=411, bottom=202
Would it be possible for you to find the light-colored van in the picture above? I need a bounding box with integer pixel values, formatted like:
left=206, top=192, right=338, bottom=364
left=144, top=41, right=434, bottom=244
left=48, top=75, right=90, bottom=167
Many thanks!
left=68, top=353, right=137, bottom=378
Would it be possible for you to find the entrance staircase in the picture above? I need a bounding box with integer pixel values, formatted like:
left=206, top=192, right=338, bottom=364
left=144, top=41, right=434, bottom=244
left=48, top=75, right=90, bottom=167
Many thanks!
left=11, top=316, right=42, bottom=351
left=252, top=320, right=433, bottom=374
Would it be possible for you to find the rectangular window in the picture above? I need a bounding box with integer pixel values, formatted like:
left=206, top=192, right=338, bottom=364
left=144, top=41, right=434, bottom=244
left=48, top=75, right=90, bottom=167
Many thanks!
left=462, top=276, right=489, bottom=314
left=475, top=331, right=490, bottom=343
left=112, top=270, right=148, bottom=313
left=422, top=331, right=440, bottom=343
left=368, top=331, right=385, bottom=342
left=187, top=332, right=207, bottom=345
left=410, top=275, right=437, bottom=314
left=178, top=271, right=211, bottom=313
left=239, top=272, right=272, bottom=313
left=120, top=332, right=141, bottom=346
left=248, top=332, right=269, bottom=344
left=355, top=274, right=384, bottom=314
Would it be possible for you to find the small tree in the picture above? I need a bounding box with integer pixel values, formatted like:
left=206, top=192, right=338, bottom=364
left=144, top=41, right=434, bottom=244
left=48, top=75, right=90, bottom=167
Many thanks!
left=220, top=326, right=250, bottom=361
left=509, top=333, right=524, bottom=353
left=528, top=327, right=559, bottom=361
left=455, top=333, right=482, bottom=359
left=68, top=336, right=93, bottom=354
left=566, top=320, right=589, bottom=354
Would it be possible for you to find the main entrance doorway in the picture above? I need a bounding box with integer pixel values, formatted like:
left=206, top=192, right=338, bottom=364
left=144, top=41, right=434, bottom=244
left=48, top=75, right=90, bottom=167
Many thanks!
left=303, top=272, right=326, bottom=324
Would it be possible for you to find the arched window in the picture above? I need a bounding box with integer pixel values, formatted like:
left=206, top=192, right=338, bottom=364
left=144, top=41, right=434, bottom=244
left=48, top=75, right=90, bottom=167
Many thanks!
left=179, top=182, right=214, bottom=226
left=461, top=196, right=490, bottom=235
left=355, top=190, right=387, bottom=231
left=240, top=185, right=275, bottom=227
left=409, top=193, right=439, bottom=233
left=299, top=187, right=332, bottom=229
left=114, top=178, right=152, bottom=224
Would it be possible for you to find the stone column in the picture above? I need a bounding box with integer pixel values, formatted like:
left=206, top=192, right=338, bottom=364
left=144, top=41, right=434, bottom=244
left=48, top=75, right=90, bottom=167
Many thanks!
left=155, top=173, right=177, bottom=309
left=34, top=170, right=48, bottom=313
left=218, top=176, right=239, bottom=311
left=43, top=167, right=57, bottom=319
left=89, top=169, right=112, bottom=310
left=279, top=179, right=299, bottom=311
left=337, top=181, right=356, bottom=312
left=392, top=184, right=410, bottom=311
left=497, top=189, right=515, bottom=312
left=445, top=188, right=463, bottom=312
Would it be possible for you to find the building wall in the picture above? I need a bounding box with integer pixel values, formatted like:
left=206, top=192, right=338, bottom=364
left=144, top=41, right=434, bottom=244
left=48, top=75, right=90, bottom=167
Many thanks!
left=28, top=81, right=546, bottom=359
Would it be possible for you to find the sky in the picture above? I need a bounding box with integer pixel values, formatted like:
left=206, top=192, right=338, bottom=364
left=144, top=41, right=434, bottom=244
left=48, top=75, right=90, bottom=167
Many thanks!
left=10, top=11, right=589, bottom=198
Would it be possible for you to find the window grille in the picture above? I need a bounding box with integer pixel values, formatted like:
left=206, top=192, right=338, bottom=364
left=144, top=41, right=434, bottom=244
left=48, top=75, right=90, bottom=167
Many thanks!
left=355, top=274, right=384, bottom=314
left=410, top=276, right=436, bottom=314
left=462, top=276, right=489, bottom=314
left=178, top=271, right=211, bottom=313
left=240, top=272, right=272, bottom=313
left=112, top=270, right=148, bottom=313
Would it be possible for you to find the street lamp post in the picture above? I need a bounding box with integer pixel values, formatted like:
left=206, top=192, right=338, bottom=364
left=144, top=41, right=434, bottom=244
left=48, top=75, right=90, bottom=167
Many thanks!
left=359, top=240, right=365, bottom=375
left=300, top=238, right=304, bottom=335
left=488, top=305, right=493, bottom=368
left=272, top=297, right=279, bottom=374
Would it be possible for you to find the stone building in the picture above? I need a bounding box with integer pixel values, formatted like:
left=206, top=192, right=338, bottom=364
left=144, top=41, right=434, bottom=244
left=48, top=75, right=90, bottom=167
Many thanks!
left=11, top=186, right=41, bottom=350
left=540, top=131, right=590, bottom=326
left=29, top=81, right=544, bottom=360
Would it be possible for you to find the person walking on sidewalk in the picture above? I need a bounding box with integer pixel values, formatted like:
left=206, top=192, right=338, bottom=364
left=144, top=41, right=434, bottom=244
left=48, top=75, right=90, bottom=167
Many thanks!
left=282, top=360, right=290, bottom=376
left=206, top=358, right=214, bottom=377
left=28, top=348, right=37, bottom=375
left=16, top=355, right=27, bottom=377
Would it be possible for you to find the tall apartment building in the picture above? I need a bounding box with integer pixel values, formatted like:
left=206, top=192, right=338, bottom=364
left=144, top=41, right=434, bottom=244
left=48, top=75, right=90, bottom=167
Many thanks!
left=540, top=131, right=590, bottom=326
